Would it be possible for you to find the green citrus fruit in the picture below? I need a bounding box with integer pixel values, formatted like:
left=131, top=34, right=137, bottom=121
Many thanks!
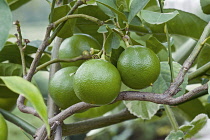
left=0, top=113, right=8, bottom=140
left=74, top=59, right=121, bottom=105
left=49, top=67, right=81, bottom=109
left=75, top=101, right=121, bottom=118
left=0, top=86, right=19, bottom=98
left=0, top=97, right=17, bottom=111
left=59, top=34, right=101, bottom=67
left=117, top=45, right=160, bottom=89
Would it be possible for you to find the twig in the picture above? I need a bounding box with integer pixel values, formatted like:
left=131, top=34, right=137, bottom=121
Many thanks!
left=13, top=20, right=27, bottom=77
left=164, top=22, right=210, bottom=96
left=53, top=14, right=104, bottom=27
left=35, top=55, right=91, bottom=73
left=188, top=62, right=210, bottom=80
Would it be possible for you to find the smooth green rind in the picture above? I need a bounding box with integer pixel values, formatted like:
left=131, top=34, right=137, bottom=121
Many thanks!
left=59, top=34, right=101, bottom=67
left=117, top=45, right=160, bottom=89
left=49, top=67, right=81, bottom=109
left=74, top=59, right=121, bottom=105
left=141, top=10, right=179, bottom=24
left=0, top=0, right=12, bottom=51
left=0, top=76, right=50, bottom=137
left=0, top=113, right=8, bottom=140
left=0, top=98, right=17, bottom=111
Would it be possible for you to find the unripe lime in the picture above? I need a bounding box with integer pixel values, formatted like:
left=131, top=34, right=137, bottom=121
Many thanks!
left=59, top=34, right=101, bottom=67
left=0, top=113, right=8, bottom=140
left=49, top=67, right=81, bottom=109
left=74, top=59, right=121, bottom=105
left=0, top=97, right=17, bottom=111
left=117, top=45, right=160, bottom=89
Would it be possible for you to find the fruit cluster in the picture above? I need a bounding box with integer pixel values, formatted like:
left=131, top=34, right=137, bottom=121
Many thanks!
left=49, top=34, right=160, bottom=109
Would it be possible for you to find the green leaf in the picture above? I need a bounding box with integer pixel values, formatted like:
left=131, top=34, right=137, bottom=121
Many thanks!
left=7, top=0, right=31, bottom=11
left=116, top=0, right=130, bottom=11
left=97, top=24, right=115, bottom=33
left=124, top=87, right=160, bottom=120
left=179, top=114, right=208, bottom=139
left=96, top=0, right=128, bottom=21
left=197, top=45, right=210, bottom=75
left=200, top=0, right=210, bottom=14
left=0, top=0, right=12, bottom=51
left=152, top=62, right=188, bottom=97
left=136, top=10, right=208, bottom=43
left=0, top=76, right=50, bottom=136
left=165, top=130, right=184, bottom=140
left=76, top=5, right=109, bottom=44
left=0, top=63, right=23, bottom=98
left=178, top=99, right=206, bottom=121
left=128, top=0, right=150, bottom=23
left=104, top=32, right=121, bottom=54
left=51, top=5, right=75, bottom=38
left=141, top=10, right=179, bottom=24
left=146, top=36, right=166, bottom=53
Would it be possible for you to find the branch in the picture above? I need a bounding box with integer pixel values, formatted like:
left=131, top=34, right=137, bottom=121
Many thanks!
left=188, top=62, right=210, bottom=80
left=34, top=83, right=208, bottom=139
left=62, top=109, right=136, bottom=136
left=164, top=22, right=210, bottom=96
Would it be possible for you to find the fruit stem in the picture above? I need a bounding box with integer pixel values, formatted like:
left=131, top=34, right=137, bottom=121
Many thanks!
left=164, top=24, right=174, bottom=81
left=164, top=105, right=179, bottom=131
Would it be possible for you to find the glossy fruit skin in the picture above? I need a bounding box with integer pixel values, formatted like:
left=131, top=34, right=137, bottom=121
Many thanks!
left=0, top=97, right=17, bottom=111
left=59, top=34, right=101, bottom=67
left=0, top=113, right=8, bottom=140
left=74, top=59, right=121, bottom=105
left=49, top=67, right=81, bottom=109
left=117, top=45, right=160, bottom=89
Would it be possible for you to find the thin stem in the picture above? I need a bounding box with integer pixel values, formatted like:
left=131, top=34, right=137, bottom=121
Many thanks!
left=165, top=24, right=174, bottom=81
left=35, top=55, right=91, bottom=73
left=101, top=33, right=106, bottom=60
left=0, top=109, right=37, bottom=136
left=164, top=105, right=179, bottom=131
left=48, top=0, right=85, bottom=43
left=14, top=21, right=27, bottom=76
left=188, top=62, right=210, bottom=80
left=53, top=14, right=103, bottom=27
left=158, top=0, right=164, bottom=13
